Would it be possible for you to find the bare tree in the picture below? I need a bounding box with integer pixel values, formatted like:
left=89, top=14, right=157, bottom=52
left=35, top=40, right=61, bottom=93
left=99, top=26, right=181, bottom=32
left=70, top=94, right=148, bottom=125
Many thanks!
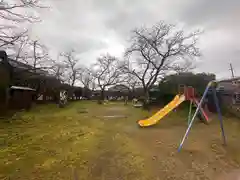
left=50, top=62, right=67, bottom=82
left=7, top=30, right=29, bottom=61
left=0, top=27, right=27, bottom=48
left=0, top=0, right=46, bottom=47
left=124, top=21, right=201, bottom=105
left=171, top=59, right=196, bottom=74
left=77, top=66, right=96, bottom=98
left=61, top=49, right=80, bottom=87
left=77, top=66, right=96, bottom=91
left=89, top=78, right=96, bottom=91
left=78, top=67, right=93, bottom=88
left=8, top=36, right=52, bottom=73
left=31, top=40, right=52, bottom=71
left=92, top=54, right=123, bottom=101
left=23, top=39, right=52, bottom=72
left=0, top=0, right=46, bottom=22
left=124, top=73, right=141, bottom=95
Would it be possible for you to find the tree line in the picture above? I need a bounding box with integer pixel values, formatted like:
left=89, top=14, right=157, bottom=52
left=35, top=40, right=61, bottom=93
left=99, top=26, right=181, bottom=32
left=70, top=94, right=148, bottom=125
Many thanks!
left=1, top=1, right=204, bottom=106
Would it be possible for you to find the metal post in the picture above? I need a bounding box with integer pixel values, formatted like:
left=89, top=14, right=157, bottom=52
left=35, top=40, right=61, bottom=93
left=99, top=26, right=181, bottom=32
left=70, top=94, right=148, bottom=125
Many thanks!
left=213, top=88, right=227, bottom=145
left=178, top=82, right=212, bottom=152
left=230, top=63, right=235, bottom=78
left=188, top=100, right=193, bottom=125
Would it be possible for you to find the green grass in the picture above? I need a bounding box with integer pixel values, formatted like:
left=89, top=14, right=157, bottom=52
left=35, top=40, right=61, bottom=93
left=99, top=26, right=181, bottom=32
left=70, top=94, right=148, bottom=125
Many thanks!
left=0, top=102, right=148, bottom=179
left=1, top=101, right=240, bottom=180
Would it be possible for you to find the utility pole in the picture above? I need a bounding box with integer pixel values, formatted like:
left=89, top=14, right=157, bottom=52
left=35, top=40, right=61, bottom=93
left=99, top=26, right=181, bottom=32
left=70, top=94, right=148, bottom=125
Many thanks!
left=230, top=63, right=235, bottom=78
left=33, top=40, right=37, bottom=72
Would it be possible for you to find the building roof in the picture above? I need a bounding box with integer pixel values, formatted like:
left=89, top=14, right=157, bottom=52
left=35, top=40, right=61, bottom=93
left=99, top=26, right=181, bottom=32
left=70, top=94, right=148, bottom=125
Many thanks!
left=10, top=86, right=36, bottom=91
left=7, top=58, right=61, bottom=83
left=8, top=58, right=32, bottom=70
left=8, top=58, right=49, bottom=76
left=108, top=84, right=130, bottom=92
left=218, top=77, right=240, bottom=83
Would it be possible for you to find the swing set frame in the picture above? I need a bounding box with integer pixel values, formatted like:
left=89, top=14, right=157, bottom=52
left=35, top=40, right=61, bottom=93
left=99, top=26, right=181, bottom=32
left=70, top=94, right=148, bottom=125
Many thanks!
left=178, top=81, right=227, bottom=151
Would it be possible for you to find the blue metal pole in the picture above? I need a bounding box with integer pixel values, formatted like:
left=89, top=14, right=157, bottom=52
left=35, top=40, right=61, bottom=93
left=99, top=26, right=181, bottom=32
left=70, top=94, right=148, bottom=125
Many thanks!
left=178, top=82, right=212, bottom=152
left=212, top=88, right=227, bottom=145
left=188, top=100, right=193, bottom=125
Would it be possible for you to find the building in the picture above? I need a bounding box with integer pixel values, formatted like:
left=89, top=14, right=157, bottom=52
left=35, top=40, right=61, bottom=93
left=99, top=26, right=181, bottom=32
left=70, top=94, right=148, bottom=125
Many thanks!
left=217, top=77, right=240, bottom=104
left=108, top=84, right=129, bottom=92
left=0, top=51, right=11, bottom=114
left=7, top=58, right=63, bottom=103
left=216, top=77, right=240, bottom=117
left=217, top=77, right=240, bottom=92
left=9, top=86, right=36, bottom=110
left=0, top=51, right=83, bottom=114
left=107, top=84, right=130, bottom=100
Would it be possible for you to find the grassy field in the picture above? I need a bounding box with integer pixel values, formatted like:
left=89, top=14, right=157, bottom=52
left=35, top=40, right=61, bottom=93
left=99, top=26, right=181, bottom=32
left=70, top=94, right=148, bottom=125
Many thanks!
left=1, top=101, right=240, bottom=180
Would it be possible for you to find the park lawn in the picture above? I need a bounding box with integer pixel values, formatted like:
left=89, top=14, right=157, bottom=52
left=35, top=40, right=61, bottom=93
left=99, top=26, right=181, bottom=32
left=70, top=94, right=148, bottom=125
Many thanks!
left=0, top=101, right=240, bottom=180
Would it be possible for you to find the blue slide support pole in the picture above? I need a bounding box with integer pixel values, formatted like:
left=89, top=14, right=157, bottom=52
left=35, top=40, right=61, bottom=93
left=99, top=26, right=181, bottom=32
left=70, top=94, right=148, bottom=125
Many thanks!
left=178, top=82, right=212, bottom=152
left=212, top=88, right=227, bottom=145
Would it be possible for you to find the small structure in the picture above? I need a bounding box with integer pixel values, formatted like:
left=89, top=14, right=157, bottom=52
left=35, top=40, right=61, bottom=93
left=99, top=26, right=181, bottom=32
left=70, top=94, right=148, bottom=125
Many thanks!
left=132, top=98, right=143, bottom=108
left=217, top=77, right=240, bottom=104
left=216, top=77, right=240, bottom=117
left=108, top=84, right=130, bottom=100
left=59, top=90, right=68, bottom=108
left=9, top=86, right=36, bottom=110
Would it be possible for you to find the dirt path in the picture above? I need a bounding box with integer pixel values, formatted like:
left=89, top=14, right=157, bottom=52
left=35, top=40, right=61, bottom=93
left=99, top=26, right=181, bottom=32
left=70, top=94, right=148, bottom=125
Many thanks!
left=76, top=103, right=240, bottom=180
left=89, top=104, right=240, bottom=180
left=120, top=108, right=240, bottom=180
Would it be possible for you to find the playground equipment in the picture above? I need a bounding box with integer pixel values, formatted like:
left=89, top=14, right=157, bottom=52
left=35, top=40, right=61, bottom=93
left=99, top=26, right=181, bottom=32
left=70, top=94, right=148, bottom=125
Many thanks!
left=178, top=81, right=226, bottom=151
left=59, top=90, right=68, bottom=108
left=138, top=86, right=211, bottom=127
left=138, top=94, right=185, bottom=126
left=132, top=98, right=143, bottom=108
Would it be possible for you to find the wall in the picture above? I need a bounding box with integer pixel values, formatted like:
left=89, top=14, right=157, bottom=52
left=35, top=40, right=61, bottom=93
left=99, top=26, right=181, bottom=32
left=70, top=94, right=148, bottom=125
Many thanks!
left=0, top=53, right=11, bottom=115
left=9, top=89, right=35, bottom=110
left=217, top=81, right=240, bottom=93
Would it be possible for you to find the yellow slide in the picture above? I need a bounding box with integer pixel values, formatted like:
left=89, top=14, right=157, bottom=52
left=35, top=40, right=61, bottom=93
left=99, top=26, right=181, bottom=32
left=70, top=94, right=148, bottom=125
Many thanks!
left=138, top=94, right=186, bottom=127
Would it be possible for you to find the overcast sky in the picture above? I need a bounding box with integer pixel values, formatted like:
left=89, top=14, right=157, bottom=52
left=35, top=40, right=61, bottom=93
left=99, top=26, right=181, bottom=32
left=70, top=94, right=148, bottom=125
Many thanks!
left=30, top=0, right=240, bottom=79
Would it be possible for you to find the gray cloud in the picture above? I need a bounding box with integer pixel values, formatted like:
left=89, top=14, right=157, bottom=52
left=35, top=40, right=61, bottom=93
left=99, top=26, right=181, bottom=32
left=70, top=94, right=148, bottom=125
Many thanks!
left=180, top=0, right=240, bottom=27
left=30, top=0, right=240, bottom=78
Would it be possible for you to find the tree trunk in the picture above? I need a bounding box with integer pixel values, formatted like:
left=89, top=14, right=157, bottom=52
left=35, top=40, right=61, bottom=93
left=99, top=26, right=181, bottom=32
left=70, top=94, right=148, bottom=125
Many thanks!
left=100, top=89, right=105, bottom=100
left=129, top=88, right=135, bottom=100
left=33, top=41, right=37, bottom=72
left=143, top=89, right=150, bottom=110
left=82, top=87, right=85, bottom=98
left=97, top=89, right=105, bottom=104
left=71, top=77, right=75, bottom=87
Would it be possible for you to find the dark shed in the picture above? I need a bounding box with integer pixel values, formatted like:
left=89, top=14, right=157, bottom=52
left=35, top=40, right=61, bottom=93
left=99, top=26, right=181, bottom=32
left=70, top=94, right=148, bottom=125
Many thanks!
left=9, top=86, right=36, bottom=110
